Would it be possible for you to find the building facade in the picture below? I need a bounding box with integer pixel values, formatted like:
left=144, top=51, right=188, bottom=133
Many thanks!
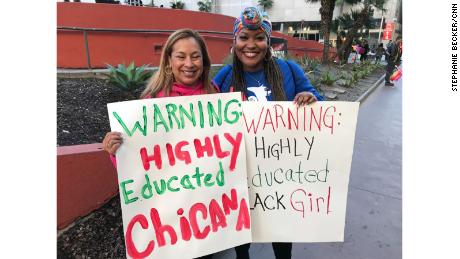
left=63, top=0, right=402, bottom=49
left=210, top=0, right=402, bottom=49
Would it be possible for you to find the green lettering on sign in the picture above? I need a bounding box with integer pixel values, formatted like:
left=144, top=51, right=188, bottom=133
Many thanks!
left=120, top=179, right=138, bottom=205
left=112, top=106, right=147, bottom=137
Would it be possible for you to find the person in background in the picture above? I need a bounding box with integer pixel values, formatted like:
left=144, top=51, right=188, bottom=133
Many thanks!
left=374, top=43, right=384, bottom=64
left=102, top=28, right=217, bottom=259
left=351, top=41, right=362, bottom=63
left=293, top=30, right=299, bottom=39
left=386, top=39, right=393, bottom=49
left=360, top=40, right=369, bottom=61
left=212, top=7, right=323, bottom=259
left=384, top=36, right=402, bottom=86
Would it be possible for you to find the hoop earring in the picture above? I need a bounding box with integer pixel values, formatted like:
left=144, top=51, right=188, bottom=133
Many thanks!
left=230, top=46, right=234, bottom=54
left=164, top=65, right=172, bottom=76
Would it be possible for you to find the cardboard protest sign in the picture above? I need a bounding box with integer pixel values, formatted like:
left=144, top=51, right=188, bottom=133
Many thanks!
left=241, top=101, right=359, bottom=242
left=107, top=93, right=251, bottom=259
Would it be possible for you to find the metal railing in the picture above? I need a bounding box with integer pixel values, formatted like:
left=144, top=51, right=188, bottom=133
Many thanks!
left=57, top=26, right=322, bottom=69
left=57, top=26, right=234, bottom=36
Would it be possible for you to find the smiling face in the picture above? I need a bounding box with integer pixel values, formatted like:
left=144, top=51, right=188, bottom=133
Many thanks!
left=234, top=28, right=268, bottom=72
left=169, top=37, right=204, bottom=86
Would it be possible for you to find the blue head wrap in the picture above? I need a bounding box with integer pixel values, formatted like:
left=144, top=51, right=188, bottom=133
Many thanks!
left=233, top=7, right=272, bottom=43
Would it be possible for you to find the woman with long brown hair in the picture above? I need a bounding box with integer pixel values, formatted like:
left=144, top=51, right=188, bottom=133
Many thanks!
left=103, top=28, right=216, bottom=155
left=102, top=29, right=216, bottom=259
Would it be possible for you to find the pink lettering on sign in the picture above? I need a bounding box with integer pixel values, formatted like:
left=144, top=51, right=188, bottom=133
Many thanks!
left=290, top=187, right=332, bottom=219
left=139, top=132, right=242, bottom=171
left=243, top=105, right=338, bottom=135
left=124, top=188, right=250, bottom=257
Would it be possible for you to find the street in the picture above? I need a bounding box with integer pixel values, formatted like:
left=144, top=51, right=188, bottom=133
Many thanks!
left=215, top=77, right=403, bottom=259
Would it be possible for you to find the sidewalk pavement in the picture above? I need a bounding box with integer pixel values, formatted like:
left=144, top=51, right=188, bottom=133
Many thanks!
left=213, top=78, right=402, bottom=259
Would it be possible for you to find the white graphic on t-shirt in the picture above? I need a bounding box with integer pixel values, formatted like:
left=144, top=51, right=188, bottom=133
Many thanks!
left=247, top=86, right=271, bottom=101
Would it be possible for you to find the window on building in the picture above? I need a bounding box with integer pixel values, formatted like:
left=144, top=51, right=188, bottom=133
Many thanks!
left=307, top=34, right=316, bottom=40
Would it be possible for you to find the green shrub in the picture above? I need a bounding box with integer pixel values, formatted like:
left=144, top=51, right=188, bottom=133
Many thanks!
left=170, top=1, right=185, bottom=9
left=341, top=77, right=355, bottom=88
left=320, top=71, right=337, bottom=86
left=307, top=58, right=321, bottom=75
left=295, top=55, right=321, bottom=75
left=209, top=65, right=224, bottom=80
left=339, top=71, right=350, bottom=80
left=310, top=74, right=321, bottom=87
left=352, top=71, right=360, bottom=83
left=197, top=0, right=211, bottom=12
left=337, top=72, right=355, bottom=88
left=106, top=62, right=153, bottom=94
left=361, top=60, right=372, bottom=67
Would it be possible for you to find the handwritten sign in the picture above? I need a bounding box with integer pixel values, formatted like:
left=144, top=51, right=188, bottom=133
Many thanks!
left=107, top=93, right=252, bottom=259
left=241, top=101, right=359, bottom=242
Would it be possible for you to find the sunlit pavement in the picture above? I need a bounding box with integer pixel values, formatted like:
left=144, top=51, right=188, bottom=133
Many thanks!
left=213, top=75, right=403, bottom=259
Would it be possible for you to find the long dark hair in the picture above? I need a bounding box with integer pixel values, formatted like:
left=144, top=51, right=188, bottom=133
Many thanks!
left=231, top=48, right=287, bottom=101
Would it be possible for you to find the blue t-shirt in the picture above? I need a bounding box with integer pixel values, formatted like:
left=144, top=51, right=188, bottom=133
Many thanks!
left=212, top=58, right=324, bottom=101
left=242, top=70, right=273, bottom=101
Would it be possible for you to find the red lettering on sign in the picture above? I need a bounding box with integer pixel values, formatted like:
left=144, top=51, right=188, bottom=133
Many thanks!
left=177, top=208, right=192, bottom=241
left=194, top=137, right=214, bottom=158
left=242, top=107, right=265, bottom=134
left=189, top=203, right=211, bottom=239
left=151, top=208, right=178, bottom=247
left=236, top=198, right=251, bottom=231
left=126, top=214, right=155, bottom=258
left=224, top=132, right=242, bottom=171
left=174, top=141, right=191, bottom=164
left=274, top=104, right=287, bottom=129
left=140, top=145, right=162, bottom=171
left=209, top=199, right=227, bottom=232
left=222, top=188, right=238, bottom=215
left=124, top=188, right=250, bottom=256
left=166, top=143, right=175, bottom=166
left=213, top=134, right=230, bottom=158
left=139, top=133, right=241, bottom=171
left=262, top=108, right=275, bottom=132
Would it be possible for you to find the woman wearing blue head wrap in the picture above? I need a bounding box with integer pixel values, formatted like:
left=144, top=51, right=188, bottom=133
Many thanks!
left=214, top=7, right=323, bottom=104
left=213, top=6, right=324, bottom=259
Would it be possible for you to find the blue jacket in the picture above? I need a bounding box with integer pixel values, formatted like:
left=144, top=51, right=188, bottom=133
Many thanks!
left=212, top=58, right=324, bottom=101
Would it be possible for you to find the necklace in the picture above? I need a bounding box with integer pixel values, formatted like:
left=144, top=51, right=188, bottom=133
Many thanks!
left=246, top=71, right=265, bottom=87
left=245, top=71, right=271, bottom=100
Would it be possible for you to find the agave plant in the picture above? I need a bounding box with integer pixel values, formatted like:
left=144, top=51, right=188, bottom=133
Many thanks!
left=106, top=62, right=153, bottom=96
left=354, top=70, right=361, bottom=79
left=307, top=58, right=321, bottom=75
left=297, top=56, right=321, bottom=75
left=337, top=71, right=355, bottom=88
left=170, top=0, right=185, bottom=9
left=197, top=0, right=212, bottom=12
left=320, top=70, right=337, bottom=86
left=310, top=74, right=321, bottom=87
